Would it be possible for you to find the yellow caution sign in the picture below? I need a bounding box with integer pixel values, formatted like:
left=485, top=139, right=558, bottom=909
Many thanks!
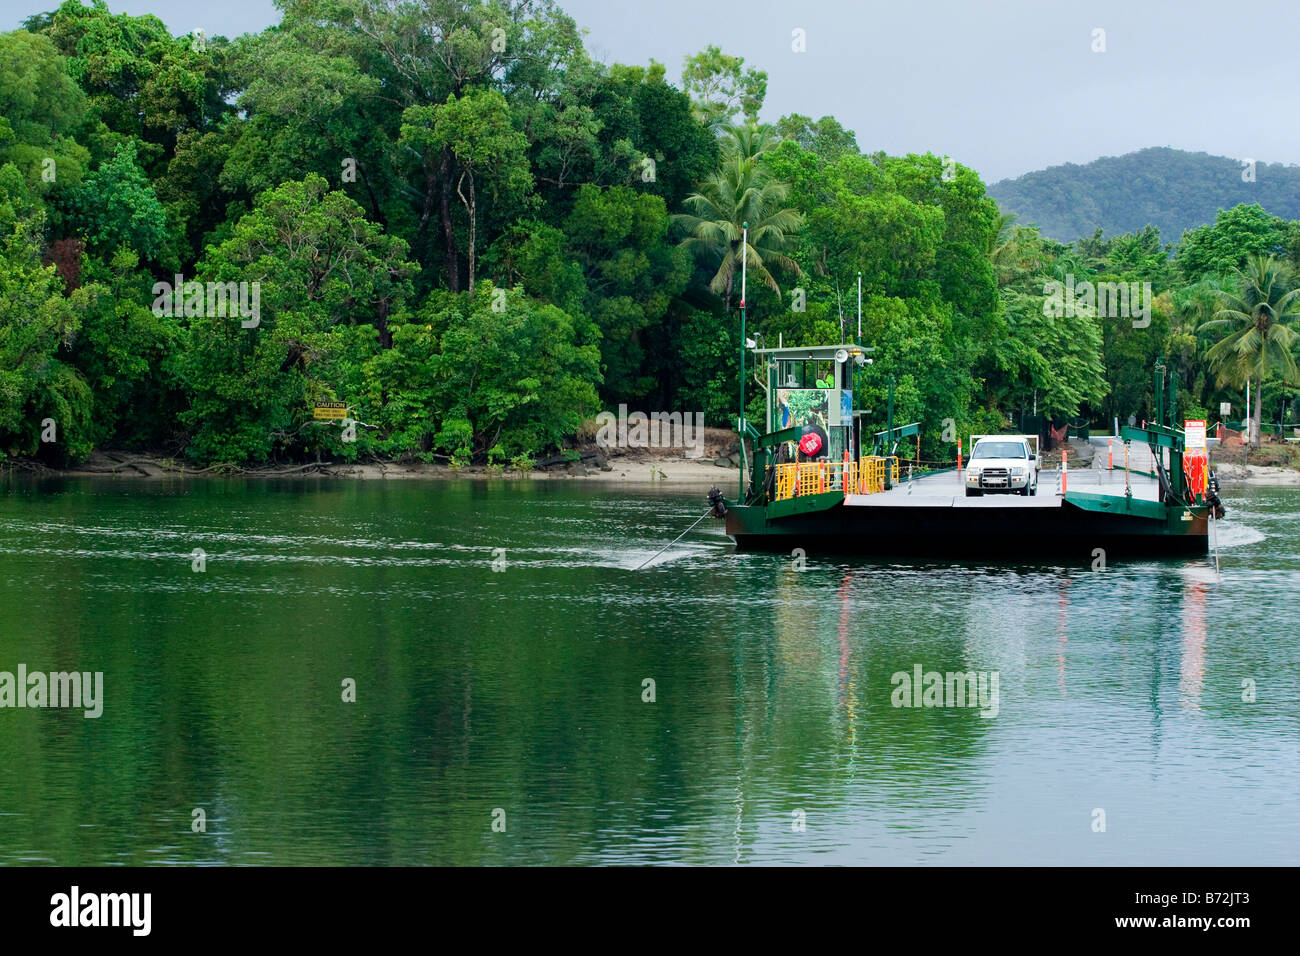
left=313, top=402, right=347, bottom=420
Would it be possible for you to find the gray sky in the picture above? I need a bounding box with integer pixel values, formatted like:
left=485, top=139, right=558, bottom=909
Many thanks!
left=5, top=0, right=1297, bottom=183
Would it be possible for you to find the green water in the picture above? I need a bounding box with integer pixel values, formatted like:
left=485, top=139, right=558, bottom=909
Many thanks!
left=0, top=477, right=1296, bottom=865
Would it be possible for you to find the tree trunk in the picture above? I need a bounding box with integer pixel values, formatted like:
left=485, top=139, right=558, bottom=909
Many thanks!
left=439, top=150, right=460, bottom=293
left=357, top=163, right=387, bottom=229
left=467, top=173, right=477, bottom=291
left=415, top=158, right=437, bottom=237
left=1251, top=375, right=1263, bottom=447
left=376, top=297, right=392, bottom=350
left=457, top=170, right=477, bottom=291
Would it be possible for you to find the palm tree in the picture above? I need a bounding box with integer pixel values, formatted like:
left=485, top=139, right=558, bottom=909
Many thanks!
left=721, top=122, right=780, bottom=167
left=1198, top=255, right=1300, bottom=446
left=989, top=209, right=1017, bottom=250
left=1173, top=275, right=1228, bottom=326
left=673, top=153, right=802, bottom=310
left=1172, top=274, right=1230, bottom=349
left=987, top=212, right=1044, bottom=288
left=1049, top=249, right=1086, bottom=285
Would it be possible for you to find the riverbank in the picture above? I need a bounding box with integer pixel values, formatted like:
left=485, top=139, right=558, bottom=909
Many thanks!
left=1212, top=463, right=1300, bottom=485
left=6, top=447, right=742, bottom=486
left=1211, top=441, right=1300, bottom=485
left=8, top=437, right=1300, bottom=486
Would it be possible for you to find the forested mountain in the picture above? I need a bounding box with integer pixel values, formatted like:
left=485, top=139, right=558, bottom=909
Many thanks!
left=988, top=147, right=1300, bottom=243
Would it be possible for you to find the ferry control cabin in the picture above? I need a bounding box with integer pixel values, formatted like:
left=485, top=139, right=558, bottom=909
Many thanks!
left=744, top=344, right=913, bottom=501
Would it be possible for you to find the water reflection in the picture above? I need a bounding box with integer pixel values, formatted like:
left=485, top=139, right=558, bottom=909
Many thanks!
left=1057, top=575, right=1071, bottom=694
left=1180, top=574, right=1208, bottom=711
left=0, top=478, right=1296, bottom=865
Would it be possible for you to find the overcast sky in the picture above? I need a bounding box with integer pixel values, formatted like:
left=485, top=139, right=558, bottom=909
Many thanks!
left=4, top=0, right=1297, bottom=183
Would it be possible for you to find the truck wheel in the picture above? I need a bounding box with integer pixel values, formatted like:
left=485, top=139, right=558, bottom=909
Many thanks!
left=965, top=488, right=981, bottom=497
left=1020, top=486, right=1030, bottom=496
left=1029, top=485, right=1037, bottom=496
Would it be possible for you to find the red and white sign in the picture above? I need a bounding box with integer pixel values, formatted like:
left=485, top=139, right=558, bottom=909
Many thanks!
left=1184, top=420, right=1206, bottom=451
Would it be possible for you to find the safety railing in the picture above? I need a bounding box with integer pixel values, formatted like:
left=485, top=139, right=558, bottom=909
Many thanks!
left=772, top=456, right=899, bottom=501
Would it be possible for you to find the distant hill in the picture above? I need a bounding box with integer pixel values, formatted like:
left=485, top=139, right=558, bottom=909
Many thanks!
left=987, top=147, right=1300, bottom=244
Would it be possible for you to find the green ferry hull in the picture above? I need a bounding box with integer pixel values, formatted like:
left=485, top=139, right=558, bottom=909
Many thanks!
left=724, top=497, right=1210, bottom=559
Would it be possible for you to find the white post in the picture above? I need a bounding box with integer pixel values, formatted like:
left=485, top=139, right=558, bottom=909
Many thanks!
left=856, top=272, right=862, bottom=342
left=740, top=225, right=747, bottom=308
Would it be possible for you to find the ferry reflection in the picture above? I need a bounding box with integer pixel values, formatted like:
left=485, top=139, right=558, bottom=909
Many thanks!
left=1179, top=570, right=1209, bottom=710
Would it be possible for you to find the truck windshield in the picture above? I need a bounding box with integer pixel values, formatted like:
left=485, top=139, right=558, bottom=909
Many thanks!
left=972, top=442, right=1026, bottom=459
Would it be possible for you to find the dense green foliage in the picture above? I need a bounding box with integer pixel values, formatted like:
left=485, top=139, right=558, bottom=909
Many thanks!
left=1198, top=256, right=1300, bottom=444
left=988, top=147, right=1300, bottom=244
left=2, top=0, right=1298, bottom=467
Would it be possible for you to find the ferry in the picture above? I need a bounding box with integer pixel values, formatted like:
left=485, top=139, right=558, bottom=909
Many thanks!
left=706, top=342, right=1225, bottom=560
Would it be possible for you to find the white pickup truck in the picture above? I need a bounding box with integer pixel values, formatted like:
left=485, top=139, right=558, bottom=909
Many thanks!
left=965, top=435, right=1040, bottom=497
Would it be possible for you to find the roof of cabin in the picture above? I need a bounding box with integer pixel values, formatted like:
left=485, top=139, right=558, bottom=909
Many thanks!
left=752, top=344, right=875, bottom=360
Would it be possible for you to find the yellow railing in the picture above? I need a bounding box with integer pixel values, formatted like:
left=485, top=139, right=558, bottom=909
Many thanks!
left=772, top=456, right=899, bottom=501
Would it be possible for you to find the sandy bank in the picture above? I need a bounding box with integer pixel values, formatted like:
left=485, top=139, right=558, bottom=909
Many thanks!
left=1212, top=463, right=1300, bottom=485
left=308, top=455, right=736, bottom=485
left=33, top=449, right=740, bottom=487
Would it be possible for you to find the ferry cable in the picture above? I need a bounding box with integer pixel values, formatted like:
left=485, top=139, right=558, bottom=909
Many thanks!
left=634, top=506, right=717, bottom=570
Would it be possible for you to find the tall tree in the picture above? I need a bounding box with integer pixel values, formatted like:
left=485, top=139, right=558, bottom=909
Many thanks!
left=61, top=141, right=168, bottom=263
left=1177, top=204, right=1290, bottom=281
left=1199, top=255, right=1300, bottom=446
left=774, top=113, right=858, bottom=163
left=674, top=155, right=802, bottom=309
left=564, top=185, right=691, bottom=401
left=722, top=122, right=780, bottom=166
left=0, top=165, right=94, bottom=461
left=681, top=45, right=767, bottom=128
left=36, top=0, right=232, bottom=172
left=314, top=0, right=582, bottom=289
left=400, top=89, right=532, bottom=291
left=0, top=29, right=90, bottom=193
left=179, top=174, right=415, bottom=464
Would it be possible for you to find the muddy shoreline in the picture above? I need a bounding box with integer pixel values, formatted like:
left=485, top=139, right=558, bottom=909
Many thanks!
left=5, top=449, right=741, bottom=486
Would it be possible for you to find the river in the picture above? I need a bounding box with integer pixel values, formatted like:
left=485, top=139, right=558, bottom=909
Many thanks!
left=0, top=477, right=1295, bottom=865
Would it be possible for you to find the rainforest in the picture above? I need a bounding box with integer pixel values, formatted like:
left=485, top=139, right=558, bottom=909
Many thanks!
left=3, top=0, right=1299, bottom=470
